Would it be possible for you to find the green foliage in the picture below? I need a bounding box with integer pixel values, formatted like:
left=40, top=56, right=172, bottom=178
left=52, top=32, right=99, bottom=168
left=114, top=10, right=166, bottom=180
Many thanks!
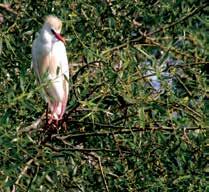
left=0, top=0, right=209, bottom=191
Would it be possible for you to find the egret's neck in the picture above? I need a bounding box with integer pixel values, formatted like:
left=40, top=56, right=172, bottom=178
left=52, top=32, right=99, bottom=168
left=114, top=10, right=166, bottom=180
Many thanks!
left=40, top=28, right=54, bottom=44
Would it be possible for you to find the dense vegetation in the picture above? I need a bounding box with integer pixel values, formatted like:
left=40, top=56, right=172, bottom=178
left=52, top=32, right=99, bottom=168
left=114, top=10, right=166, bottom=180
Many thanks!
left=0, top=0, right=209, bottom=191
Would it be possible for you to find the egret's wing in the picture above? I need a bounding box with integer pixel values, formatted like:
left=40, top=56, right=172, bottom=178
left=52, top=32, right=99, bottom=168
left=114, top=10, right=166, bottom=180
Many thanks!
left=32, top=37, right=57, bottom=103
left=47, top=41, right=69, bottom=101
left=32, top=37, right=50, bottom=82
left=49, top=41, right=69, bottom=117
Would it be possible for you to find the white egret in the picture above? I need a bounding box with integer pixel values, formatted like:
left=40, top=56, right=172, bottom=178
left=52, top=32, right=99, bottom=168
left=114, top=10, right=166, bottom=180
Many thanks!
left=32, top=15, right=69, bottom=124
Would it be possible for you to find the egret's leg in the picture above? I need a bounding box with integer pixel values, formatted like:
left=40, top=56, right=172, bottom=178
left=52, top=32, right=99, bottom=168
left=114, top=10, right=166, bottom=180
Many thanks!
left=48, top=102, right=58, bottom=124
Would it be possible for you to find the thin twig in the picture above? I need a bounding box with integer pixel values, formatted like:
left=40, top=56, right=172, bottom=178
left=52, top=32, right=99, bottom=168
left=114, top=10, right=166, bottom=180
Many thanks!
left=98, top=156, right=110, bottom=192
left=166, top=62, right=209, bottom=71
left=88, top=153, right=110, bottom=192
left=176, top=62, right=209, bottom=68
left=44, top=143, right=118, bottom=153
left=176, top=75, right=192, bottom=96
left=12, top=159, right=34, bottom=192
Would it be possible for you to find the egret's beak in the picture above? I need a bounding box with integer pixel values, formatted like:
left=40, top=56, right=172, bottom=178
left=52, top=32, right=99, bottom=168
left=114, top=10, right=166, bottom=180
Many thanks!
left=51, top=29, right=65, bottom=43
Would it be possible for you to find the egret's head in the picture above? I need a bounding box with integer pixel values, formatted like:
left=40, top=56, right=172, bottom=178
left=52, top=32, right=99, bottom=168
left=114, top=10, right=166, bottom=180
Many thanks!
left=42, top=15, right=65, bottom=43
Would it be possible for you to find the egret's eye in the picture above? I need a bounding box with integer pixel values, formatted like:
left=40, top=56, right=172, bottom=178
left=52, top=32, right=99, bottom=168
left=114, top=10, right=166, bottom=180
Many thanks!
left=51, top=29, right=56, bottom=35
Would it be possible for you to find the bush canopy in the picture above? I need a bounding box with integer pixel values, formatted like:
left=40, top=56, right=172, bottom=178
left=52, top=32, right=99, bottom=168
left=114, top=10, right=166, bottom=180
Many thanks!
left=0, top=1, right=209, bottom=191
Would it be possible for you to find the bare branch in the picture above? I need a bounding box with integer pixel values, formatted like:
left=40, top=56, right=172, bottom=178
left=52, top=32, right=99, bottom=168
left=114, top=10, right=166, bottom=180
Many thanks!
left=52, top=125, right=207, bottom=140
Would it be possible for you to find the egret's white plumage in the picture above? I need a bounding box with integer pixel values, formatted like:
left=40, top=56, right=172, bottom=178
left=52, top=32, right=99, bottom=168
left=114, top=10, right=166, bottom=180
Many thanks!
left=32, top=15, right=69, bottom=121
